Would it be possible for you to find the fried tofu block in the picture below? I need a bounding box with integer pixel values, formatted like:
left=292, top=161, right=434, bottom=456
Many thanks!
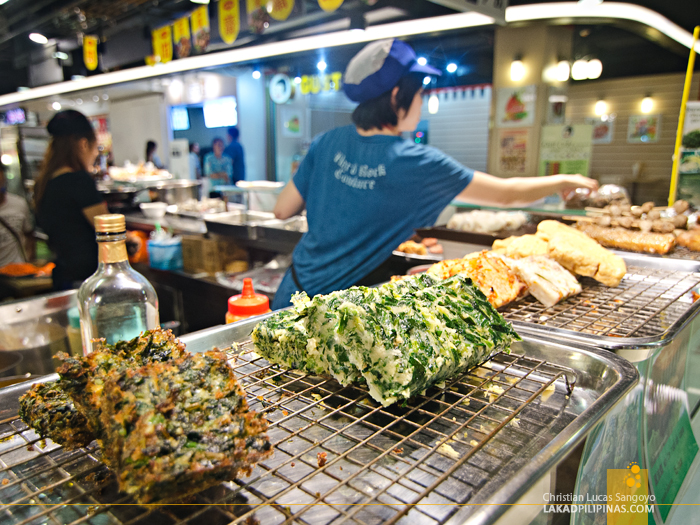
left=535, top=221, right=626, bottom=287
left=56, top=329, right=188, bottom=448
left=427, top=251, right=526, bottom=308
left=492, top=235, right=549, bottom=259
left=19, top=382, right=95, bottom=450
left=100, top=351, right=272, bottom=504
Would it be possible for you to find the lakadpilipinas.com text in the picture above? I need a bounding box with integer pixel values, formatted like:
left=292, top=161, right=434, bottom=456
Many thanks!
left=542, top=493, right=655, bottom=514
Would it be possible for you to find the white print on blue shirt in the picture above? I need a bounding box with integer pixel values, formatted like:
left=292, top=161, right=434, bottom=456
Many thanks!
left=334, top=152, right=386, bottom=190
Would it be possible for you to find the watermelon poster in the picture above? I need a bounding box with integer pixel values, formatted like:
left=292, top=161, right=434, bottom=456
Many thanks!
left=496, top=85, right=536, bottom=128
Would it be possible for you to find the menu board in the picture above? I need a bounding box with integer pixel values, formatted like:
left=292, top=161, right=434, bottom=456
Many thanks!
left=538, top=124, right=593, bottom=177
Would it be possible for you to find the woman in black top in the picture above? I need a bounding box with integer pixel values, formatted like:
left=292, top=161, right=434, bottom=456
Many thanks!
left=35, top=110, right=108, bottom=290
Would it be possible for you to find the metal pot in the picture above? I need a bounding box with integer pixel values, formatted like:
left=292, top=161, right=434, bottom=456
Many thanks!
left=97, top=184, right=143, bottom=213
left=147, top=180, right=201, bottom=205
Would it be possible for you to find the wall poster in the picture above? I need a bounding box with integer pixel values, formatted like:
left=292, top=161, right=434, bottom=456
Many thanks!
left=539, top=124, right=593, bottom=177
left=280, top=107, right=302, bottom=137
left=585, top=117, right=614, bottom=144
left=627, top=114, right=660, bottom=143
left=496, top=85, right=536, bottom=128
left=498, top=129, right=529, bottom=174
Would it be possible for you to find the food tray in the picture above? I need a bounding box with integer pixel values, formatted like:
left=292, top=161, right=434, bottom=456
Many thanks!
left=0, top=319, right=638, bottom=525
left=611, top=245, right=700, bottom=262
left=500, top=253, right=700, bottom=350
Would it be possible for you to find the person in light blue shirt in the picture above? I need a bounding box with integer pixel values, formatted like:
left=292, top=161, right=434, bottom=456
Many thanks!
left=203, top=137, right=233, bottom=188
left=271, top=39, right=597, bottom=310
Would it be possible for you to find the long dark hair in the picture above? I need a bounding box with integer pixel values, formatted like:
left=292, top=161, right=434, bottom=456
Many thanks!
left=146, top=140, right=157, bottom=161
left=351, top=73, right=424, bottom=131
left=35, top=110, right=96, bottom=209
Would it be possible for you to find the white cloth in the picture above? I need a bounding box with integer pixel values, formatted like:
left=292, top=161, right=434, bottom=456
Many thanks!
left=0, top=193, right=32, bottom=267
left=188, top=152, right=200, bottom=181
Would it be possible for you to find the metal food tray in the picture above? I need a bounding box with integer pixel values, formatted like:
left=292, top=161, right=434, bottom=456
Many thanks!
left=611, top=245, right=700, bottom=262
left=500, top=253, right=700, bottom=351
left=0, top=318, right=638, bottom=525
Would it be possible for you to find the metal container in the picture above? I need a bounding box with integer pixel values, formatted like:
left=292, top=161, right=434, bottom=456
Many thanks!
left=0, top=317, right=637, bottom=525
left=147, top=180, right=202, bottom=205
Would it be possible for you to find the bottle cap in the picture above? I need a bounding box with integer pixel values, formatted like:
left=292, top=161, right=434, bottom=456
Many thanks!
left=228, top=278, right=270, bottom=317
left=95, top=214, right=126, bottom=233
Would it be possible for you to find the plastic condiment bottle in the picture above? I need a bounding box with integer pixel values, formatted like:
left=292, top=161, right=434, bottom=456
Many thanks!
left=226, top=278, right=271, bottom=323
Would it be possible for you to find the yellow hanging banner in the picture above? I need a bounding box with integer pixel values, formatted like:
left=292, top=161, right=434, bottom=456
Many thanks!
left=318, top=0, right=343, bottom=12
left=83, top=35, right=98, bottom=71
left=173, top=16, right=191, bottom=58
left=152, top=25, right=173, bottom=64
left=266, top=0, right=294, bottom=21
left=191, top=5, right=211, bottom=53
left=219, top=0, right=240, bottom=45
left=247, top=0, right=264, bottom=13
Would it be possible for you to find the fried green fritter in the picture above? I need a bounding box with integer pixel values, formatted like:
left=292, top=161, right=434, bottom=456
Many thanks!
left=18, top=382, right=95, bottom=450
left=99, top=350, right=272, bottom=504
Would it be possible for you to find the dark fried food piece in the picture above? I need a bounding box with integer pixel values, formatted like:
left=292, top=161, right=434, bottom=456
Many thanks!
left=100, top=350, right=272, bottom=504
left=317, top=451, right=327, bottom=468
left=56, top=329, right=187, bottom=450
left=19, top=382, right=95, bottom=450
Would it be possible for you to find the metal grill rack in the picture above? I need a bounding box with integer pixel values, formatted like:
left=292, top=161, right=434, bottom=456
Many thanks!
left=0, top=344, right=578, bottom=525
left=500, top=264, right=700, bottom=339
left=661, top=246, right=700, bottom=261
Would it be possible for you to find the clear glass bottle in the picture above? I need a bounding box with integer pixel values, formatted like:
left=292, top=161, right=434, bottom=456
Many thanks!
left=78, top=214, right=159, bottom=354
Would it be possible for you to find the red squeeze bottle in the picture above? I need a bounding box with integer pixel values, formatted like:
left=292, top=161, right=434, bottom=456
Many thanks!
left=226, top=278, right=271, bottom=323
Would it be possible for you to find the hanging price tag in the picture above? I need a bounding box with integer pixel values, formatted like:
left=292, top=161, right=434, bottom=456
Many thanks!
left=219, top=0, right=240, bottom=45
left=173, top=16, right=191, bottom=58
left=318, top=0, right=343, bottom=12
left=266, top=0, right=294, bottom=21
left=83, top=35, right=98, bottom=71
left=191, top=5, right=211, bottom=53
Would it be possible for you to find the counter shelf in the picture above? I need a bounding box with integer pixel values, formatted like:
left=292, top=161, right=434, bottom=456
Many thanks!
left=0, top=319, right=637, bottom=525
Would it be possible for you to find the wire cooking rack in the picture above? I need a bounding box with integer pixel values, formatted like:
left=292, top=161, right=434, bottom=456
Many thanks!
left=664, top=246, right=700, bottom=261
left=0, top=343, right=577, bottom=525
left=499, top=264, right=700, bottom=338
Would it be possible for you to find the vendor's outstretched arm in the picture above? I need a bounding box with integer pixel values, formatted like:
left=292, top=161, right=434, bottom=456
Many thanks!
left=274, top=181, right=306, bottom=220
left=457, top=172, right=598, bottom=207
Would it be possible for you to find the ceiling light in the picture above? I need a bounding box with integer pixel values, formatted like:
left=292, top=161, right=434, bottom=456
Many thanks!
left=571, top=59, right=588, bottom=80
left=76, top=98, right=82, bottom=104
left=294, top=76, right=302, bottom=84
left=446, top=62, right=458, bottom=74
left=578, top=0, right=603, bottom=6
left=102, top=93, right=109, bottom=100
left=428, top=94, right=439, bottom=114
left=93, top=95, right=99, bottom=102
left=510, top=59, right=525, bottom=81
left=555, top=60, right=570, bottom=82
left=252, top=70, right=261, bottom=79
left=0, top=0, right=11, bottom=5
left=423, top=76, right=431, bottom=85
left=1, top=154, right=12, bottom=166
left=587, top=59, right=603, bottom=79
left=29, top=33, right=49, bottom=45
left=417, top=57, right=427, bottom=66
left=594, top=100, right=607, bottom=116
left=51, top=101, right=61, bottom=110
left=317, top=60, right=327, bottom=71
left=641, top=96, right=654, bottom=113
left=53, top=51, right=69, bottom=60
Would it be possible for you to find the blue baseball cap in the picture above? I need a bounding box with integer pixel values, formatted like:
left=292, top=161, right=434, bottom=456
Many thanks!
left=343, top=39, right=441, bottom=103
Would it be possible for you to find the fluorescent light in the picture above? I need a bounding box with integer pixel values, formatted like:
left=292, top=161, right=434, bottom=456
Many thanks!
left=594, top=100, right=608, bottom=116
left=51, top=101, right=61, bottom=110
left=571, top=59, right=588, bottom=80
left=190, top=0, right=209, bottom=3
left=53, top=51, right=69, bottom=60
left=1, top=154, right=12, bottom=166
left=446, top=62, right=458, bottom=73
left=587, top=58, right=603, bottom=79
left=417, top=57, right=427, bottom=66
left=641, top=96, right=653, bottom=113
left=578, top=0, right=603, bottom=5
left=29, top=33, right=49, bottom=45
left=428, top=94, right=439, bottom=114
left=506, top=2, right=700, bottom=54
left=423, top=76, right=431, bottom=85
left=510, top=60, right=525, bottom=81
left=555, top=60, right=570, bottom=82
left=0, top=12, right=494, bottom=108
left=0, top=0, right=11, bottom=5
left=317, top=60, right=327, bottom=71
left=252, top=70, right=261, bottom=79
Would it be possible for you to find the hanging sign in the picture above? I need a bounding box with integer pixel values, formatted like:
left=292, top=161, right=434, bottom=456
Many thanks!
left=270, top=74, right=293, bottom=104
left=83, top=35, right=99, bottom=71
left=318, top=0, right=344, bottom=12
left=266, top=0, right=294, bottom=21
left=299, top=72, right=343, bottom=95
left=219, top=0, right=240, bottom=44
left=191, top=5, right=211, bottom=53
left=152, top=25, right=173, bottom=64
left=173, top=16, right=191, bottom=58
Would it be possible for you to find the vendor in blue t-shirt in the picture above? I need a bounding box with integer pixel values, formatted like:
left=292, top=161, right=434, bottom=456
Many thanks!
left=271, top=39, right=597, bottom=310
